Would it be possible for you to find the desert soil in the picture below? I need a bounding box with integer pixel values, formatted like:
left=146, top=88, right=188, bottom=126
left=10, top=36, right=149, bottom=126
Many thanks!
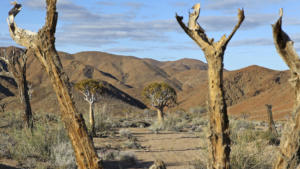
left=0, top=127, right=205, bottom=169
left=95, top=128, right=205, bottom=169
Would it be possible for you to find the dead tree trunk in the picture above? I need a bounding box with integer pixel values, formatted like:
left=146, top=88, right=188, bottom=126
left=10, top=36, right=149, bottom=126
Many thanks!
left=7, top=1, right=102, bottom=169
left=176, top=4, right=244, bottom=169
left=265, top=104, right=278, bottom=136
left=272, top=9, right=300, bottom=169
left=0, top=47, right=33, bottom=129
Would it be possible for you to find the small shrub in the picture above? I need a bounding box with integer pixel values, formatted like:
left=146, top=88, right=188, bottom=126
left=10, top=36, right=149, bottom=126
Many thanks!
left=51, top=141, right=76, bottom=169
left=0, top=132, right=11, bottom=158
left=149, top=116, right=188, bottom=132
left=122, top=137, right=142, bottom=149
left=99, top=150, right=136, bottom=165
left=189, top=106, right=207, bottom=117
left=119, top=129, right=132, bottom=139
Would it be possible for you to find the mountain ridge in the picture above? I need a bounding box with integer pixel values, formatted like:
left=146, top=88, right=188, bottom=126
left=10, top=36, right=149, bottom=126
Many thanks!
left=0, top=47, right=293, bottom=120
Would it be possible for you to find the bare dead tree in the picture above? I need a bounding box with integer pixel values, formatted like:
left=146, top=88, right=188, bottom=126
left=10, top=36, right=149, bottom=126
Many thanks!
left=176, top=3, right=244, bottom=169
left=7, top=1, right=102, bottom=169
left=272, top=8, right=300, bottom=169
left=0, top=47, right=33, bottom=129
left=265, top=104, right=278, bottom=136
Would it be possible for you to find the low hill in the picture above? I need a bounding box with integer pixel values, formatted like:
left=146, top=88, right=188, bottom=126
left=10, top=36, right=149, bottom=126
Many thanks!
left=0, top=47, right=293, bottom=120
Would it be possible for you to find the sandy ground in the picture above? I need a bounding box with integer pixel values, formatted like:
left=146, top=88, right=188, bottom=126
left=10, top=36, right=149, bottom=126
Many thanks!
left=95, top=128, right=205, bottom=169
left=0, top=127, right=205, bottom=169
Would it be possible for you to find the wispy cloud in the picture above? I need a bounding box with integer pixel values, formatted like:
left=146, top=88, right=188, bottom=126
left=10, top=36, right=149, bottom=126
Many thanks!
left=106, top=47, right=144, bottom=53
left=230, top=38, right=273, bottom=47
left=97, top=1, right=145, bottom=10
left=23, top=0, right=175, bottom=47
left=206, top=0, right=245, bottom=12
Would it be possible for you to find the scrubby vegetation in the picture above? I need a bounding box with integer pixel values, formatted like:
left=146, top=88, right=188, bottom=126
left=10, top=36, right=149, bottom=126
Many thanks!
left=0, top=103, right=288, bottom=169
left=0, top=111, right=75, bottom=169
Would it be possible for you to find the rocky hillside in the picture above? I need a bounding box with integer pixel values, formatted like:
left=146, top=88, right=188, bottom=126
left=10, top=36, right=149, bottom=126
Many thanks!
left=0, top=47, right=293, bottom=120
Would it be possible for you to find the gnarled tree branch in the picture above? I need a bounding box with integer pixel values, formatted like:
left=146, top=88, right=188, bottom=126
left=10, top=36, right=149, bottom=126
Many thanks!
left=7, top=3, right=37, bottom=49
left=219, top=9, right=245, bottom=48
left=7, top=1, right=102, bottom=168
left=176, top=4, right=244, bottom=53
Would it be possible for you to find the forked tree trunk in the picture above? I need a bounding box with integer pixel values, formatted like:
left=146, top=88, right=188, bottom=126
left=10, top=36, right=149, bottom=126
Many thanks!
left=176, top=4, right=244, bottom=169
left=265, top=104, right=278, bottom=136
left=89, top=102, right=95, bottom=136
left=7, top=1, right=102, bottom=169
left=156, top=107, right=164, bottom=123
left=272, top=9, right=300, bottom=169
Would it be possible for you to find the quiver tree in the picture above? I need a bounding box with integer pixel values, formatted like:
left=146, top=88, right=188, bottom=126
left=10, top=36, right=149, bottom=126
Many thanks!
left=176, top=3, right=244, bottom=169
left=0, top=47, right=33, bottom=129
left=272, top=9, right=300, bottom=169
left=142, top=82, right=177, bottom=123
left=7, top=1, right=102, bottom=169
left=75, top=79, right=105, bottom=136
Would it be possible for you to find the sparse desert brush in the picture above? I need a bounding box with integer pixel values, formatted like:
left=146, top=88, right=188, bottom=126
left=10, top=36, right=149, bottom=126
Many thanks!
left=230, top=140, right=276, bottom=169
left=99, top=150, right=137, bottom=167
left=149, top=115, right=188, bottom=132
left=51, top=141, right=76, bottom=169
left=189, top=106, right=207, bottom=117
left=230, top=119, right=277, bottom=169
left=0, top=111, right=75, bottom=168
left=191, top=119, right=277, bottom=169
left=122, top=136, right=143, bottom=149
left=119, top=128, right=132, bottom=138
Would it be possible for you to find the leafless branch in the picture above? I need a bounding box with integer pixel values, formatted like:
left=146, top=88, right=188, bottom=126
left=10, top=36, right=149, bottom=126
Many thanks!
left=221, top=8, right=245, bottom=47
left=7, top=2, right=37, bottom=49
left=272, top=8, right=300, bottom=77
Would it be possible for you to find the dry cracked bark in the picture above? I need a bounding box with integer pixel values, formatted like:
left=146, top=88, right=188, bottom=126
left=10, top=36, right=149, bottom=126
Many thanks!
left=176, top=3, right=244, bottom=169
left=7, top=1, right=102, bottom=169
left=272, top=8, right=300, bottom=169
left=0, top=46, right=33, bottom=129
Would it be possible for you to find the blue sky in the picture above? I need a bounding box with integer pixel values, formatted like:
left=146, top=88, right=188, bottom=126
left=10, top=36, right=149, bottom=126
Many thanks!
left=1, top=0, right=300, bottom=70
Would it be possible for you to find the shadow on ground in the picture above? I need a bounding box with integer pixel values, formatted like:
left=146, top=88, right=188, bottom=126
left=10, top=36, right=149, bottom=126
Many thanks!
left=0, top=164, right=20, bottom=169
left=103, top=160, right=153, bottom=169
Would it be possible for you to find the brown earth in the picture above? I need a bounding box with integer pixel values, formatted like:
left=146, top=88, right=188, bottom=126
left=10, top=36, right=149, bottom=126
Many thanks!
left=0, top=47, right=293, bottom=120
left=95, top=128, right=205, bottom=169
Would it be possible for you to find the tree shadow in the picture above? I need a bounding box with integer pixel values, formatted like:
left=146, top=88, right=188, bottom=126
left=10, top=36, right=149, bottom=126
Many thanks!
left=102, top=160, right=153, bottom=169
left=0, top=164, right=20, bottom=169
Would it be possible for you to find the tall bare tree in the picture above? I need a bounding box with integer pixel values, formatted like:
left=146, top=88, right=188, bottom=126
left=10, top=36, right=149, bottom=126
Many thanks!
left=0, top=47, right=33, bottom=129
left=7, top=1, right=102, bottom=169
left=272, top=8, right=300, bottom=169
left=176, top=3, right=244, bottom=169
